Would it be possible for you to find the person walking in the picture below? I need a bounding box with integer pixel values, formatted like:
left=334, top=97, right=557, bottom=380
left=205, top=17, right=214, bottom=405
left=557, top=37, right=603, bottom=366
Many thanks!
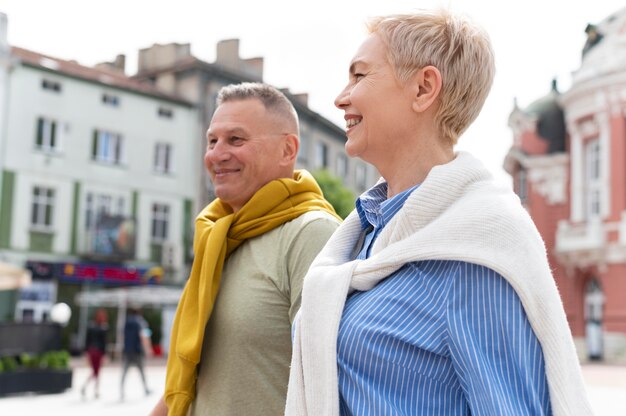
left=286, top=9, right=592, bottom=416
left=80, top=308, right=108, bottom=399
left=120, top=307, right=152, bottom=400
left=149, top=82, right=341, bottom=416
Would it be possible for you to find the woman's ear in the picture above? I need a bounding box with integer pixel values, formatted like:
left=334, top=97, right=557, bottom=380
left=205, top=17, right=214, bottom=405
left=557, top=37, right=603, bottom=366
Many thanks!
left=412, top=65, right=442, bottom=113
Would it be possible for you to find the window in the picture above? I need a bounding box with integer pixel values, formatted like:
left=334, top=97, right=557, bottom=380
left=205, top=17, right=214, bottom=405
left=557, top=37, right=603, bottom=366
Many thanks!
left=151, top=203, right=170, bottom=241
left=356, top=163, right=367, bottom=191
left=41, top=79, right=61, bottom=93
left=85, top=193, right=125, bottom=229
left=517, top=168, right=527, bottom=204
left=585, top=138, right=601, bottom=218
left=158, top=107, right=173, bottom=119
left=31, top=186, right=55, bottom=229
left=336, top=154, right=348, bottom=180
left=154, top=143, right=173, bottom=174
left=92, top=129, right=124, bottom=165
left=314, top=142, right=328, bottom=169
left=35, top=117, right=61, bottom=152
left=298, top=133, right=309, bottom=162
left=102, top=93, right=120, bottom=107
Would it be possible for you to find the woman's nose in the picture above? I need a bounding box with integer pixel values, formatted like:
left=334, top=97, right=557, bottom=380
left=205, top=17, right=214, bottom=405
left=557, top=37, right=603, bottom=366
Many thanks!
left=334, top=85, right=350, bottom=109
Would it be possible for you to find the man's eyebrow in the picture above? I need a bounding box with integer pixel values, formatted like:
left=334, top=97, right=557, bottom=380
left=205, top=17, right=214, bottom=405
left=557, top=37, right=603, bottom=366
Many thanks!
left=207, top=127, right=248, bottom=138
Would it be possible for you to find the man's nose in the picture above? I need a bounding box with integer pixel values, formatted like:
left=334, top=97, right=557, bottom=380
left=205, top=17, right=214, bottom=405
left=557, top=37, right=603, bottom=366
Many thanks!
left=205, top=140, right=231, bottom=163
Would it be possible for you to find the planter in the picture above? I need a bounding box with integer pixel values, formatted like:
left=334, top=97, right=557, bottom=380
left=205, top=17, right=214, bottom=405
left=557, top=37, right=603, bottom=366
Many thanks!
left=0, top=369, right=72, bottom=396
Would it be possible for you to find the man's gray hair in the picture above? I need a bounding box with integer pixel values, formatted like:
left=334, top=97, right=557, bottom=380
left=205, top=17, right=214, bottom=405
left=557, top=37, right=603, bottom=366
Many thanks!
left=216, top=82, right=299, bottom=133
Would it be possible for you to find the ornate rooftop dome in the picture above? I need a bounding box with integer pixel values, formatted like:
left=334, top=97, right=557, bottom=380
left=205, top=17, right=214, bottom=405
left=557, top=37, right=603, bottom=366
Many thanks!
left=524, top=80, right=566, bottom=153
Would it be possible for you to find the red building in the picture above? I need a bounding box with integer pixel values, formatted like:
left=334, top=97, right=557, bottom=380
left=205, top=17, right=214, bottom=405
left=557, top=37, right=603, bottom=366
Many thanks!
left=505, top=7, right=626, bottom=362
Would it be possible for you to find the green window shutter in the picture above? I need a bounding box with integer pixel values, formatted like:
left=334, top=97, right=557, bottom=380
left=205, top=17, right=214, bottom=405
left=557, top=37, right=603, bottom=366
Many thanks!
left=92, top=130, right=98, bottom=159
left=36, top=117, right=44, bottom=147
left=50, top=121, right=57, bottom=148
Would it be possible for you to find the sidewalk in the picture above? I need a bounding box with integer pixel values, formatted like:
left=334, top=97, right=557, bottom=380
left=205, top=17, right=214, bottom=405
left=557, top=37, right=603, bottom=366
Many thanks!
left=0, top=359, right=624, bottom=415
left=0, top=356, right=166, bottom=415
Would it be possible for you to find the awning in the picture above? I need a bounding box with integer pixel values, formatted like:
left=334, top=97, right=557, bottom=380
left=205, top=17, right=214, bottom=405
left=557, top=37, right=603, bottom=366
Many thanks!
left=74, top=285, right=182, bottom=308
left=0, top=262, right=32, bottom=291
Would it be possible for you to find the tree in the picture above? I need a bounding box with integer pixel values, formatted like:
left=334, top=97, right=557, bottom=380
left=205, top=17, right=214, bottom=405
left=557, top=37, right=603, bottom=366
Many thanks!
left=312, top=170, right=355, bottom=219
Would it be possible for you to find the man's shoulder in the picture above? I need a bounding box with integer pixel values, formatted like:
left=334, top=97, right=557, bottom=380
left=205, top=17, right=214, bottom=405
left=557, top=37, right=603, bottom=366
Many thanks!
left=280, top=210, right=340, bottom=238
left=251, top=210, right=339, bottom=250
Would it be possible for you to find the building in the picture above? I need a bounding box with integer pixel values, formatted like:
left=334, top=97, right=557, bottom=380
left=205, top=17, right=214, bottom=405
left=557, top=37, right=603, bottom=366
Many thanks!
left=0, top=14, right=199, bottom=325
left=132, top=39, right=379, bottom=208
left=505, top=7, right=626, bottom=362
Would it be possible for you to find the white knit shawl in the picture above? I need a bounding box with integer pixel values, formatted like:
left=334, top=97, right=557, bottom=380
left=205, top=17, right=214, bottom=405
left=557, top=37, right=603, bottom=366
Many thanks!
left=285, top=152, right=593, bottom=416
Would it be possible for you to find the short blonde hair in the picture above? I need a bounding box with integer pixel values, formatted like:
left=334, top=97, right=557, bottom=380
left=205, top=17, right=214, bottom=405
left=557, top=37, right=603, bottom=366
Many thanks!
left=367, top=10, right=495, bottom=145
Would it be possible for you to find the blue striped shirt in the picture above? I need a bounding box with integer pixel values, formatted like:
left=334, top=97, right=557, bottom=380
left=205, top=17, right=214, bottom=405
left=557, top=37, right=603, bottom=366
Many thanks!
left=337, top=182, right=552, bottom=415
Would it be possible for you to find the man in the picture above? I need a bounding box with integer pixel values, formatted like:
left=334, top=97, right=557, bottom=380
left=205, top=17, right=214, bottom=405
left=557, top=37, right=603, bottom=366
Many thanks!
left=151, top=82, right=340, bottom=415
left=120, top=307, right=151, bottom=400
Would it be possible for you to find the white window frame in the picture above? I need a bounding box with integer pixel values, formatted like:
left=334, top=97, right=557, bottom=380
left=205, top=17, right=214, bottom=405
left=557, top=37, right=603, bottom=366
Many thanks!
left=35, top=117, right=62, bottom=153
left=102, top=93, right=120, bottom=107
left=585, top=138, right=601, bottom=219
left=154, top=142, right=174, bottom=174
left=151, top=203, right=170, bottom=242
left=92, top=129, right=125, bottom=165
left=336, top=153, right=348, bottom=180
left=31, top=186, right=55, bottom=230
left=517, top=168, right=528, bottom=204
left=298, top=133, right=309, bottom=162
left=356, top=163, right=367, bottom=191
left=314, top=142, right=328, bottom=169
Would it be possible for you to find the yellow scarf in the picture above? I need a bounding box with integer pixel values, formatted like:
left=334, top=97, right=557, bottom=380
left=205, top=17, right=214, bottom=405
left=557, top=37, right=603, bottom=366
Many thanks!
left=164, top=170, right=340, bottom=415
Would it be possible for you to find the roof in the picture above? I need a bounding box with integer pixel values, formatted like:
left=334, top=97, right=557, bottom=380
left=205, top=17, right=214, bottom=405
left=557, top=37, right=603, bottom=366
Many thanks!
left=133, top=56, right=346, bottom=139
left=524, top=81, right=566, bottom=153
left=11, top=46, right=193, bottom=106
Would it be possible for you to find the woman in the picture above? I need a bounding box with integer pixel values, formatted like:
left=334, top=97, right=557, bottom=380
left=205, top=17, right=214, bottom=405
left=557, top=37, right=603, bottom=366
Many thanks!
left=80, top=308, right=108, bottom=399
left=286, top=9, right=592, bottom=416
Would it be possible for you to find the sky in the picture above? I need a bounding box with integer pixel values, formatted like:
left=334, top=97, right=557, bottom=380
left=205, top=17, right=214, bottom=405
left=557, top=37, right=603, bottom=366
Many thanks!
left=1, top=0, right=624, bottom=186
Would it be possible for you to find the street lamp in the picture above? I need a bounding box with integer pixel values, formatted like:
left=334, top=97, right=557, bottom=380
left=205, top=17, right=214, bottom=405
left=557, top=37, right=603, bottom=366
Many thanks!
left=50, top=302, right=72, bottom=326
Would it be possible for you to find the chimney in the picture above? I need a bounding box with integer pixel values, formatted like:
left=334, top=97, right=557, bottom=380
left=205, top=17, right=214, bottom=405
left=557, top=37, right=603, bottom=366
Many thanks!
left=95, top=54, right=126, bottom=74
left=137, top=43, right=191, bottom=73
left=215, top=39, right=263, bottom=81
left=291, top=92, right=309, bottom=106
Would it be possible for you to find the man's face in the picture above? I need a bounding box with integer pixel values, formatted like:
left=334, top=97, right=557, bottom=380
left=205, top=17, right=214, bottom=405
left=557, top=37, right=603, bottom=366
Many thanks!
left=204, top=98, right=291, bottom=212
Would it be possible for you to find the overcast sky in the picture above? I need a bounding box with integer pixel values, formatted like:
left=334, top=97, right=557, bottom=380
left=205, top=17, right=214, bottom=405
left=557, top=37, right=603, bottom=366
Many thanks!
left=1, top=0, right=624, bottom=186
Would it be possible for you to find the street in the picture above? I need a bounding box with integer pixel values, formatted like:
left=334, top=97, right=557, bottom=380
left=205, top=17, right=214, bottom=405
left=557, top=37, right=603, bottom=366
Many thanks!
left=0, top=358, right=624, bottom=415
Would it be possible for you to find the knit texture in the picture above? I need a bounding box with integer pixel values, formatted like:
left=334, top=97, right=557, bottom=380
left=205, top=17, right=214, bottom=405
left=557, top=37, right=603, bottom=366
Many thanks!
left=164, top=170, right=339, bottom=415
left=286, top=152, right=593, bottom=416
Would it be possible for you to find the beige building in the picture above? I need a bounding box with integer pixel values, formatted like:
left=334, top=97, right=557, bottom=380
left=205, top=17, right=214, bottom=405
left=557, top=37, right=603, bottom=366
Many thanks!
left=131, top=39, right=379, bottom=209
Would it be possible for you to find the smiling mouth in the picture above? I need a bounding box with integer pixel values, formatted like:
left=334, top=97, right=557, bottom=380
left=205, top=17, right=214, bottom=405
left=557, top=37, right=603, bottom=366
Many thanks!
left=346, top=118, right=362, bottom=129
left=213, top=168, right=239, bottom=178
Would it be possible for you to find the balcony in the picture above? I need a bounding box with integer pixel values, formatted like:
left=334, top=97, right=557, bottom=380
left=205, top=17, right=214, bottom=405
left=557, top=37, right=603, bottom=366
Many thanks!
left=556, top=218, right=605, bottom=253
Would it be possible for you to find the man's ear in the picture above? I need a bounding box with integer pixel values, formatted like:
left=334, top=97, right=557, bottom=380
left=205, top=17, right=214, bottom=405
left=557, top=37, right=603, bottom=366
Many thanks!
left=411, top=65, right=442, bottom=113
left=280, top=133, right=299, bottom=166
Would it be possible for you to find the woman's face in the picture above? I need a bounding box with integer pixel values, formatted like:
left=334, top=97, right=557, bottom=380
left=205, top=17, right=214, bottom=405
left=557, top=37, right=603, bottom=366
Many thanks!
left=334, top=34, right=416, bottom=166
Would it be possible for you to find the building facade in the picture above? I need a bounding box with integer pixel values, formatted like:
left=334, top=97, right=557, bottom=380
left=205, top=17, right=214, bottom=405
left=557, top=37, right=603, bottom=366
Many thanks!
left=505, top=7, right=626, bottom=362
left=132, top=39, right=379, bottom=209
left=0, top=22, right=199, bottom=324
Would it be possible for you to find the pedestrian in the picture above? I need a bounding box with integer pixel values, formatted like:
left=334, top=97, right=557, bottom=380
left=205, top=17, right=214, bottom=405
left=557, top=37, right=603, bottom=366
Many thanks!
left=149, top=82, right=341, bottom=415
left=120, top=307, right=152, bottom=400
left=286, top=9, right=593, bottom=416
left=80, top=308, right=108, bottom=399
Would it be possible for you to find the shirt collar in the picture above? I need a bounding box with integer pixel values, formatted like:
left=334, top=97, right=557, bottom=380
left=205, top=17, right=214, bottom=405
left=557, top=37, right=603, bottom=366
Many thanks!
left=355, top=182, right=420, bottom=230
